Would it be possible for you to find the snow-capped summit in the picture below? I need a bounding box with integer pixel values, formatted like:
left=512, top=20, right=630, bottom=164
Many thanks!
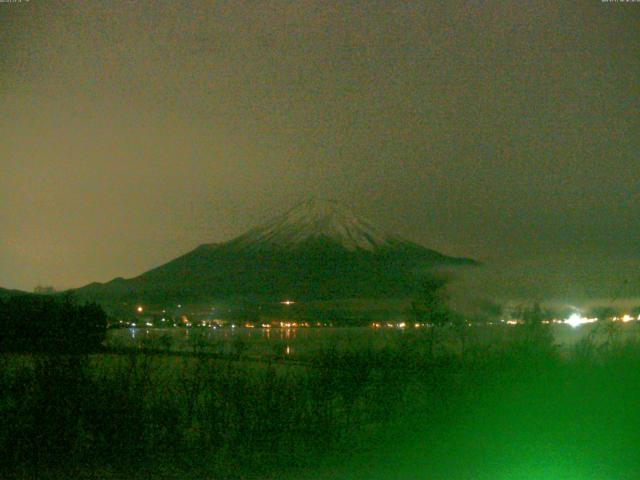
left=230, top=198, right=397, bottom=251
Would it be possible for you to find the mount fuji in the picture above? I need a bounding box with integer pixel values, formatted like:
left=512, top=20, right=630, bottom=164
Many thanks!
left=75, top=199, right=476, bottom=304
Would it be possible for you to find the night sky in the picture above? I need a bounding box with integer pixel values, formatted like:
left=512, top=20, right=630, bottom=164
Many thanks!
left=1, top=1, right=638, bottom=301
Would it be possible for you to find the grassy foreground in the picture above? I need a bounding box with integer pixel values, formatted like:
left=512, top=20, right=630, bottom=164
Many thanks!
left=2, top=324, right=640, bottom=479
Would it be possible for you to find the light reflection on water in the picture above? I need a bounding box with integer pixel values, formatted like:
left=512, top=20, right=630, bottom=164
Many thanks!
left=105, top=323, right=630, bottom=358
left=108, top=326, right=388, bottom=357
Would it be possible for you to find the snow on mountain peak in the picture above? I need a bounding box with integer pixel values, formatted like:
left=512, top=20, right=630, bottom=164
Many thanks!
left=232, top=198, right=397, bottom=251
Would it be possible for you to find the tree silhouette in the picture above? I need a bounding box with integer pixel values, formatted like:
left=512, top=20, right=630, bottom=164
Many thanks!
left=0, top=294, right=107, bottom=353
left=409, top=274, right=451, bottom=327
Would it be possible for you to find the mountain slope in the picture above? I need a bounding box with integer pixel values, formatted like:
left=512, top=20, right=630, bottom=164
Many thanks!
left=75, top=199, right=476, bottom=304
left=0, top=287, right=29, bottom=299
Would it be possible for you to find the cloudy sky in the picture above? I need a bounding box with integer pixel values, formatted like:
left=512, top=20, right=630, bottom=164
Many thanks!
left=1, top=1, right=638, bottom=299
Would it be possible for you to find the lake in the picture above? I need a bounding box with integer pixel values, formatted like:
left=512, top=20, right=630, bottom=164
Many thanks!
left=107, top=322, right=640, bottom=358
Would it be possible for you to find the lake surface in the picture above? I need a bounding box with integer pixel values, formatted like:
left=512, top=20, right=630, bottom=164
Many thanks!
left=107, top=322, right=640, bottom=358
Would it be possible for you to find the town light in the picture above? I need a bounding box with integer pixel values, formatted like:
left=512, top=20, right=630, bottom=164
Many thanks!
left=565, top=313, right=596, bottom=328
left=565, top=314, right=584, bottom=328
